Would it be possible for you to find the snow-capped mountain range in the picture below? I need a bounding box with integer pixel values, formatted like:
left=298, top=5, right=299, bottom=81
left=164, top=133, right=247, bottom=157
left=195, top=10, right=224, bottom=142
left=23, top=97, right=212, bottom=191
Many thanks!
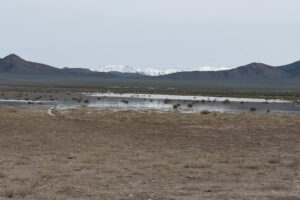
left=90, top=65, right=232, bottom=76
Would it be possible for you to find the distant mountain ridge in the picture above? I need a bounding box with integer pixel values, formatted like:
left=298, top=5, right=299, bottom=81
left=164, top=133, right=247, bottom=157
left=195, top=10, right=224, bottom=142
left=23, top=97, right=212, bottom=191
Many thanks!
left=161, top=61, right=300, bottom=80
left=0, top=54, right=144, bottom=79
left=90, top=65, right=181, bottom=76
left=0, top=54, right=300, bottom=83
left=90, top=65, right=232, bottom=76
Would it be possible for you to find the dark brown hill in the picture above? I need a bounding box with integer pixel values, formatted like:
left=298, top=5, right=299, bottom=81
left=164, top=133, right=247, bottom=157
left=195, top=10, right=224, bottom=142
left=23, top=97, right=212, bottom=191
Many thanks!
left=0, top=54, right=61, bottom=75
left=162, top=62, right=299, bottom=80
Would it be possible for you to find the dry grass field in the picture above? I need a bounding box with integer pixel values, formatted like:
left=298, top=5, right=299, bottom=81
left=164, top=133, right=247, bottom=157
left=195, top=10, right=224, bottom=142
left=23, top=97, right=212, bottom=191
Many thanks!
left=0, top=106, right=300, bottom=200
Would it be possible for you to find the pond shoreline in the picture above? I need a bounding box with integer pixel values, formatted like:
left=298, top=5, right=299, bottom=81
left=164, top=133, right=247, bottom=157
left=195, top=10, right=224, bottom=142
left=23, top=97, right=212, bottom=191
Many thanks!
left=1, top=92, right=300, bottom=114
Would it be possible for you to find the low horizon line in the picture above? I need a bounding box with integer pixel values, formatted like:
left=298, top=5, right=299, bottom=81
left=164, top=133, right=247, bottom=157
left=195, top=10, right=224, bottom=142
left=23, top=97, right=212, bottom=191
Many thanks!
left=1, top=53, right=299, bottom=72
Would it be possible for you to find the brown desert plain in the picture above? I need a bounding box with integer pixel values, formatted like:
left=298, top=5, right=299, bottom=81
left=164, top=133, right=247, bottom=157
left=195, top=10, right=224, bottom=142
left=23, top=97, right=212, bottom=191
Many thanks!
left=0, top=105, right=300, bottom=200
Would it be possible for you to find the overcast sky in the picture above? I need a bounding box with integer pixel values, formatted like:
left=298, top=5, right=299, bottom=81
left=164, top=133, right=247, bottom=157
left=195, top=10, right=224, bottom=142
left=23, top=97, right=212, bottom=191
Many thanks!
left=0, top=0, right=299, bottom=69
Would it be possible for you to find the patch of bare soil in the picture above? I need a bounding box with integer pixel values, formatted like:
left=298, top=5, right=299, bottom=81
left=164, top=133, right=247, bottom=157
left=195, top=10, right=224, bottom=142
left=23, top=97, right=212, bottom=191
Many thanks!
left=0, top=106, right=299, bottom=200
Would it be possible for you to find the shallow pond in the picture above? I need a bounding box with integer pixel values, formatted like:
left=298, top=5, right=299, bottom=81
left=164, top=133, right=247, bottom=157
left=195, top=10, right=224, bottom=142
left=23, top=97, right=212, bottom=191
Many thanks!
left=1, top=92, right=299, bottom=114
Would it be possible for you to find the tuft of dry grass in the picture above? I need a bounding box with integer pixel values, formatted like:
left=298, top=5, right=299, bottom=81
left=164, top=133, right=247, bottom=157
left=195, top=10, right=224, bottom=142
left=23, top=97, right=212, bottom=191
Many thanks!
left=15, top=187, right=33, bottom=198
left=238, top=162, right=261, bottom=169
left=184, top=160, right=213, bottom=169
left=56, top=185, right=85, bottom=198
left=0, top=171, right=7, bottom=179
left=15, top=154, right=30, bottom=165
left=164, top=99, right=171, bottom=104
left=3, top=189, right=14, bottom=198
left=121, top=99, right=129, bottom=104
left=200, top=110, right=210, bottom=114
left=223, top=99, right=231, bottom=104
left=39, top=170, right=54, bottom=179
left=262, top=182, right=291, bottom=192
left=268, top=157, right=281, bottom=164
left=173, top=103, right=180, bottom=109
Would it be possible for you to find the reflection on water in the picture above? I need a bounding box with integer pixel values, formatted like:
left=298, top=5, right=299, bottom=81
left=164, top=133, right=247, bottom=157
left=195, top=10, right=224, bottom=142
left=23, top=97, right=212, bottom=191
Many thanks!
left=85, top=93, right=290, bottom=103
left=1, top=92, right=300, bottom=114
left=83, top=96, right=300, bottom=114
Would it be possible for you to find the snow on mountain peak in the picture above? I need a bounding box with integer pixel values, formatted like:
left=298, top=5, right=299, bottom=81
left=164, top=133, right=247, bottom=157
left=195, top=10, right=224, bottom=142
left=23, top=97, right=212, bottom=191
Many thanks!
left=188, top=66, right=232, bottom=72
left=90, top=65, right=136, bottom=73
left=90, top=65, right=232, bottom=76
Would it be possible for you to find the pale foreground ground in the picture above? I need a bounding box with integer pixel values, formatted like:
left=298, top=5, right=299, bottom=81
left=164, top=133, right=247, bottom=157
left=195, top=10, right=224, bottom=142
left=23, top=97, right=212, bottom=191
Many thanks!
left=0, top=106, right=300, bottom=200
